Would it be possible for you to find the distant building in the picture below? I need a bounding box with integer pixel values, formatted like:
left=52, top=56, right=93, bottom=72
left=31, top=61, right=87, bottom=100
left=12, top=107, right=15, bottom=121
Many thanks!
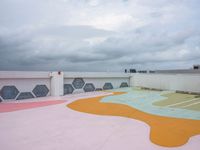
left=134, top=65, right=200, bottom=74
left=124, top=69, right=136, bottom=73
left=154, top=65, right=200, bottom=74
left=154, top=69, right=200, bottom=74
left=130, top=69, right=136, bottom=73
left=193, top=65, right=200, bottom=70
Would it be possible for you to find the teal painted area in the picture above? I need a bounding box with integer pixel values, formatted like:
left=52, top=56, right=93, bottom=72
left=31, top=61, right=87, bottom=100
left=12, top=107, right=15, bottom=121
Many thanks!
left=101, top=88, right=200, bottom=120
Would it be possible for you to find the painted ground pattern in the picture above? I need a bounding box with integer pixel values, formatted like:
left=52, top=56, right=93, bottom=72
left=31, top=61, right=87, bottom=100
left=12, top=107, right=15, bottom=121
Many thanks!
left=1, top=89, right=200, bottom=149
left=153, top=93, right=200, bottom=112
left=68, top=88, right=200, bottom=147
left=101, top=88, right=200, bottom=120
left=0, top=100, right=66, bottom=113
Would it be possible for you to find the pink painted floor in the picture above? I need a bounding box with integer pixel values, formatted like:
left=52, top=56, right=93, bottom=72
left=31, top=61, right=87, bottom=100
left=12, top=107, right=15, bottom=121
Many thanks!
left=0, top=92, right=200, bottom=150
left=0, top=100, right=66, bottom=113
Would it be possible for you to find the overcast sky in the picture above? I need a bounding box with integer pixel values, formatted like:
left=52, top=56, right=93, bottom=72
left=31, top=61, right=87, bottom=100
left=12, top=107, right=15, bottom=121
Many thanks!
left=0, top=0, right=200, bottom=72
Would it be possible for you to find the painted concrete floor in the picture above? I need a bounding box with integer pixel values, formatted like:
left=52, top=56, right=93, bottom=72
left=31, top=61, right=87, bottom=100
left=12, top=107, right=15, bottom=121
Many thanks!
left=0, top=91, right=200, bottom=150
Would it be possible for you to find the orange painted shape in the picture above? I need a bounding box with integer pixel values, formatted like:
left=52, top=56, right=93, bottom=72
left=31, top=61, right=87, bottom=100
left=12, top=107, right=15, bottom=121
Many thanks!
left=67, top=92, right=200, bottom=147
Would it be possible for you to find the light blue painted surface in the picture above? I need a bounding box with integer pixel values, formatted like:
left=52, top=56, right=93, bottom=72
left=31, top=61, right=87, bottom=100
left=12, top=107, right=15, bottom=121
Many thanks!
left=101, top=88, right=200, bottom=120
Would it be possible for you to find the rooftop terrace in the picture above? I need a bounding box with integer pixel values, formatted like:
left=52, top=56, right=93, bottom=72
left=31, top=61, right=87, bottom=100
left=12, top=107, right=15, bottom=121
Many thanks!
left=0, top=71, right=200, bottom=150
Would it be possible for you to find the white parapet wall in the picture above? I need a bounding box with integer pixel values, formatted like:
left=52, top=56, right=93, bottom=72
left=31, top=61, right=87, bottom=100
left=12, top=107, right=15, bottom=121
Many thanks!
left=132, top=73, right=200, bottom=93
left=0, top=71, right=131, bottom=101
left=63, top=72, right=131, bottom=94
left=1, top=71, right=200, bottom=102
left=0, top=71, right=51, bottom=101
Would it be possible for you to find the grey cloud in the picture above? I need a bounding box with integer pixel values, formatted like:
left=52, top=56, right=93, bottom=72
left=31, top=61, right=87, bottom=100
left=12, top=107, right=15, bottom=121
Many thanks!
left=37, top=25, right=114, bottom=38
left=0, top=0, right=200, bottom=71
left=0, top=24, right=115, bottom=70
left=1, top=23, right=200, bottom=71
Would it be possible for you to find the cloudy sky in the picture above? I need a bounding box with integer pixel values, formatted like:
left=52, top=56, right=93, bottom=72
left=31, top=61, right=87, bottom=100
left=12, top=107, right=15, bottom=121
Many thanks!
left=0, top=0, right=200, bottom=72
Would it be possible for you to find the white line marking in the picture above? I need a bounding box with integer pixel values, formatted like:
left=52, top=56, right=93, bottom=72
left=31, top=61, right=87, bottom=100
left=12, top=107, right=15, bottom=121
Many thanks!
left=181, top=101, right=200, bottom=108
left=167, top=98, right=200, bottom=107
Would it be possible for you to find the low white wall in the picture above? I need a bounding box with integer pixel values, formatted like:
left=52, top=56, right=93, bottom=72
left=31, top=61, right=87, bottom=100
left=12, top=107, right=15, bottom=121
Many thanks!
left=132, top=73, right=200, bottom=93
left=0, top=71, right=131, bottom=101
left=0, top=71, right=51, bottom=101
left=1, top=71, right=200, bottom=101
left=64, top=72, right=130, bottom=94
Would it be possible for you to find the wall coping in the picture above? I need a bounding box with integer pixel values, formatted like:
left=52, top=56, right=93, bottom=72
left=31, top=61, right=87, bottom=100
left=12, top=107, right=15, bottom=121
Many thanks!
left=64, top=72, right=131, bottom=78
left=0, top=71, right=50, bottom=79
